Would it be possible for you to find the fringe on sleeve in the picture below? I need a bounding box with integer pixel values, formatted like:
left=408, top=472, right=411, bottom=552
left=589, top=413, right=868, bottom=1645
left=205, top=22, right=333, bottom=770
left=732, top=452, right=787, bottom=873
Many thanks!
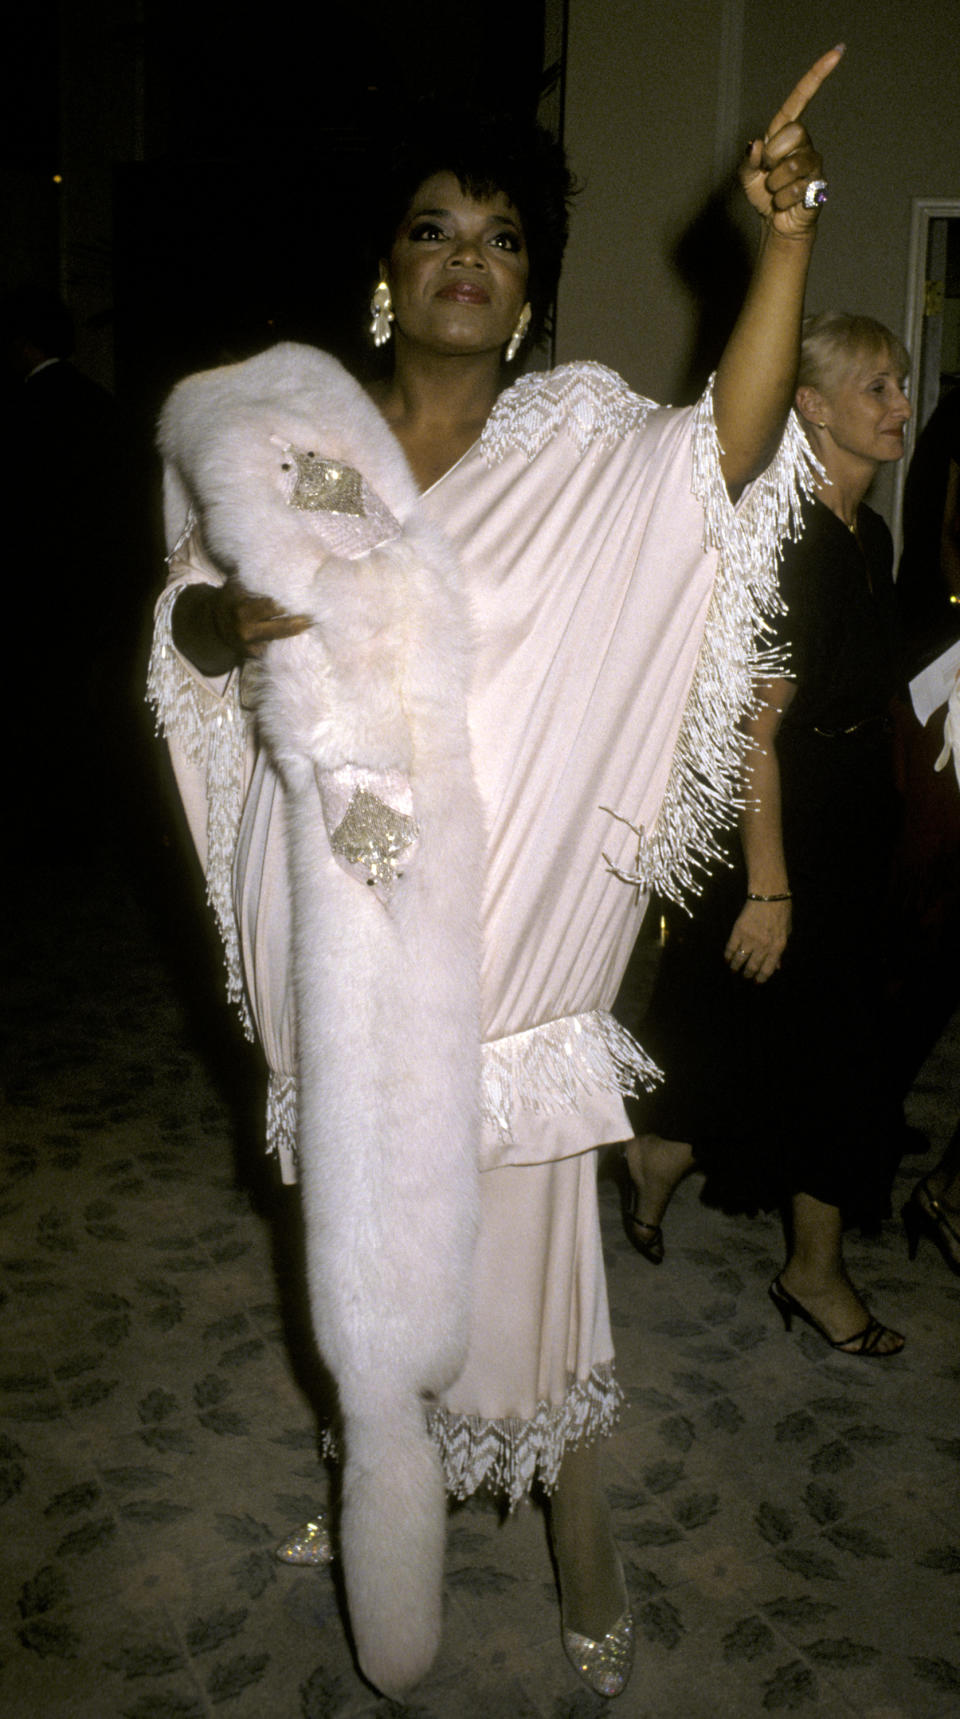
left=146, top=582, right=254, bottom=1037
left=606, top=382, right=821, bottom=905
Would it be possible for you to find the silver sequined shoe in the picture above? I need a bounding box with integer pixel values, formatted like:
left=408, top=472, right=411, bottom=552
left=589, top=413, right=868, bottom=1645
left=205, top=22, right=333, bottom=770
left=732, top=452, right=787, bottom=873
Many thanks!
left=562, top=1606, right=635, bottom=1698
left=274, top=1513, right=334, bottom=1567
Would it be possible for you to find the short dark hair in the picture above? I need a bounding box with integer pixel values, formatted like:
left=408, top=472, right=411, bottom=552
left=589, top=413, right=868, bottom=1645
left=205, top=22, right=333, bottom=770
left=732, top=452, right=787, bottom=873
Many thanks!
left=372, top=102, right=576, bottom=350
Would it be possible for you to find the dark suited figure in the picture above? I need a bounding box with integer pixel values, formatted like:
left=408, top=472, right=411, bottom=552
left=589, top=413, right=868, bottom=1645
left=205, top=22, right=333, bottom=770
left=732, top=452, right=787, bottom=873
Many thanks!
left=886, top=385, right=960, bottom=1101
left=897, top=385, right=960, bottom=671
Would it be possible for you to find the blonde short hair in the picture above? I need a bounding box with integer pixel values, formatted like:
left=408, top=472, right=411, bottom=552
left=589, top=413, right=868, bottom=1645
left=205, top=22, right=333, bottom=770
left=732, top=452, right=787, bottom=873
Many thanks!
left=798, top=311, right=909, bottom=396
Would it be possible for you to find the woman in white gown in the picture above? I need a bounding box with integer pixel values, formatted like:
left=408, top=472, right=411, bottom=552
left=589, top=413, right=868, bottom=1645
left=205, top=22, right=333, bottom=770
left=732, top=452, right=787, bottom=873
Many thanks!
left=149, top=52, right=841, bottom=1699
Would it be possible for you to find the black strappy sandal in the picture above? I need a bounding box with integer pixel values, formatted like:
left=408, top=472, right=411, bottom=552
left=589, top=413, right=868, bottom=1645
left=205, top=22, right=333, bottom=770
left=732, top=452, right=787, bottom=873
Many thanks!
left=623, top=1168, right=665, bottom=1264
left=768, top=1277, right=904, bottom=1356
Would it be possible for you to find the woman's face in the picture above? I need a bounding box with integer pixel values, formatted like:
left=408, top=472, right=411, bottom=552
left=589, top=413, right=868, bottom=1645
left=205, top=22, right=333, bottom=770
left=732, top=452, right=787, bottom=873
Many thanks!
left=385, top=171, right=529, bottom=357
left=816, top=346, right=911, bottom=465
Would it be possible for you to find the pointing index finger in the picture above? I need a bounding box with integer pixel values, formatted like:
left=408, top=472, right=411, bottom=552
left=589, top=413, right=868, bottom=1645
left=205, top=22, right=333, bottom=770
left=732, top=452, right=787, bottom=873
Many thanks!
left=764, top=43, right=844, bottom=141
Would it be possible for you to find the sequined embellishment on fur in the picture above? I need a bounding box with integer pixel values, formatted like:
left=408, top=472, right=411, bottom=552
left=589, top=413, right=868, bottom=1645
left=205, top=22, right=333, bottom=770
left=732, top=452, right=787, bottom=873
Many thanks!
left=283, top=447, right=366, bottom=515
left=329, top=788, right=419, bottom=897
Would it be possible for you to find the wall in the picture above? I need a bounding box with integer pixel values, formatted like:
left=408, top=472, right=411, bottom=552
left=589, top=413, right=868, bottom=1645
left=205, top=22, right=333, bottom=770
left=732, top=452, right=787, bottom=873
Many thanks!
left=558, top=0, right=736, bottom=402
left=558, top=0, right=960, bottom=521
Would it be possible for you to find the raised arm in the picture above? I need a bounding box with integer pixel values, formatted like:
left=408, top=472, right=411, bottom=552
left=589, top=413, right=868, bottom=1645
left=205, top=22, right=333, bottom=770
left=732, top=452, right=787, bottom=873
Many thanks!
left=713, top=46, right=844, bottom=490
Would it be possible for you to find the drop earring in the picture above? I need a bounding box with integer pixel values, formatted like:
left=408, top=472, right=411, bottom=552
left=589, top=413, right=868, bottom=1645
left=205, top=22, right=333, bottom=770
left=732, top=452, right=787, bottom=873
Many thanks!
left=369, top=279, right=394, bottom=347
left=505, top=303, right=531, bottom=364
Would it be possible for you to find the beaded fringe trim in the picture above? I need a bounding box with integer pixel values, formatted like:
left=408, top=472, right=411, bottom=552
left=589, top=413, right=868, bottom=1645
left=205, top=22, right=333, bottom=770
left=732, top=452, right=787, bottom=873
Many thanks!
left=482, top=1009, right=661, bottom=1142
left=256, top=1009, right=659, bottom=1175
left=146, top=586, right=254, bottom=1038
left=266, top=1072, right=299, bottom=1183
left=606, top=388, right=820, bottom=907
left=318, top=1366, right=623, bottom=1505
left=428, top=1364, right=624, bottom=1507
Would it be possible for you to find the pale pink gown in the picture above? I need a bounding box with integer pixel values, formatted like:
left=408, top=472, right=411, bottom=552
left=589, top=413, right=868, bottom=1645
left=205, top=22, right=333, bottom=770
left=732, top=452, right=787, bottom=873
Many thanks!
left=149, top=360, right=812, bottom=1500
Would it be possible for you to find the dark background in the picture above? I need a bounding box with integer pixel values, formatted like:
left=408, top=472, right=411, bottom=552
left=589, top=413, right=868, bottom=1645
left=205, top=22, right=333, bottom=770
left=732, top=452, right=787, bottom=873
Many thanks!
left=6, top=2, right=554, bottom=417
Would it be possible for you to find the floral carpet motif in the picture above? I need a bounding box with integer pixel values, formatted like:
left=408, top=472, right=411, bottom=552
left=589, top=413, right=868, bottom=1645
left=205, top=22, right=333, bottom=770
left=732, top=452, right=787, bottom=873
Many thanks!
left=2, top=835, right=959, bottom=1718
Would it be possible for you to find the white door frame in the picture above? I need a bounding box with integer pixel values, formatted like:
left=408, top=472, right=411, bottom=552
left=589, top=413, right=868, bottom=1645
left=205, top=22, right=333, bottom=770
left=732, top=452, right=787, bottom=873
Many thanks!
left=894, top=196, right=960, bottom=561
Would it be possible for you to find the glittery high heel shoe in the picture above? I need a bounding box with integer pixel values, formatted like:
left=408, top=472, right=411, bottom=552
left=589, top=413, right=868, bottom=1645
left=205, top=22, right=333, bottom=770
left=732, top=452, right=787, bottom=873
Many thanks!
left=274, top=1511, right=334, bottom=1566
left=562, top=1604, right=635, bottom=1698
left=550, top=1449, right=634, bottom=1696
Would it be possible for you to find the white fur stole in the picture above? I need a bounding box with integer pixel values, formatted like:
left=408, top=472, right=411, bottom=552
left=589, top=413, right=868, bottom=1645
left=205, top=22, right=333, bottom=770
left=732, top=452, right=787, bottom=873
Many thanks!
left=159, top=344, right=484, bottom=1695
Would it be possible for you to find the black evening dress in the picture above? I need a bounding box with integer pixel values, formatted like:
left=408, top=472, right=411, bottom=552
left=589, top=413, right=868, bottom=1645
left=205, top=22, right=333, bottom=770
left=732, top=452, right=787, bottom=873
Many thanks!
left=639, top=497, right=904, bottom=1227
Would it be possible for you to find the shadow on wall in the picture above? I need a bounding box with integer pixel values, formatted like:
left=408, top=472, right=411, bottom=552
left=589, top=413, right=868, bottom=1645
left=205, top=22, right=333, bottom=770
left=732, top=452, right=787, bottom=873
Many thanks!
left=670, top=181, right=754, bottom=406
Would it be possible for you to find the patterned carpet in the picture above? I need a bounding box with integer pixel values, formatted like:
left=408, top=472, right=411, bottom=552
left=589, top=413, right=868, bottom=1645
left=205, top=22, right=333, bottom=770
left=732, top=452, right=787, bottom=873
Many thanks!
left=2, top=821, right=959, bottom=1719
